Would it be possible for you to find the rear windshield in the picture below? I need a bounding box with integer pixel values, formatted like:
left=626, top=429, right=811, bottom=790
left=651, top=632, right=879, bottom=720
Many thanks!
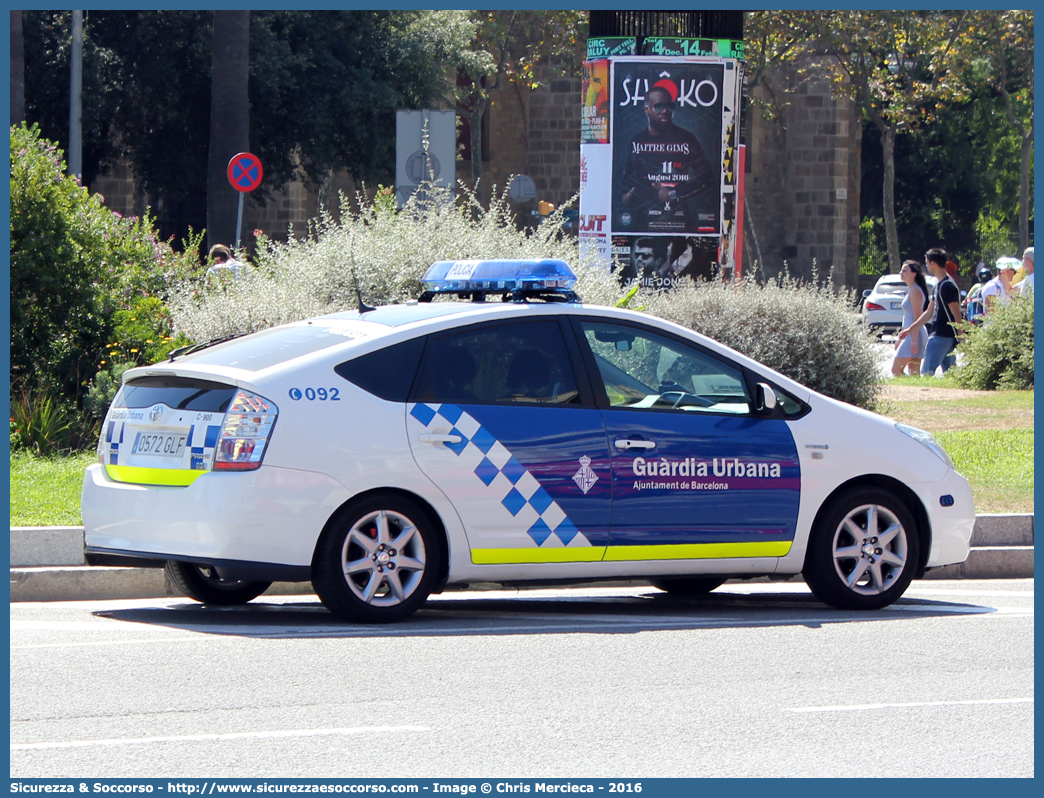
left=118, top=377, right=237, bottom=412
left=174, top=323, right=376, bottom=371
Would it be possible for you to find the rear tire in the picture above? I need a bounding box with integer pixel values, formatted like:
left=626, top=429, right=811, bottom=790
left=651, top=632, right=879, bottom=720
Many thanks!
left=650, top=576, right=727, bottom=596
left=313, top=494, right=441, bottom=624
left=803, top=488, right=920, bottom=610
left=165, top=561, right=272, bottom=605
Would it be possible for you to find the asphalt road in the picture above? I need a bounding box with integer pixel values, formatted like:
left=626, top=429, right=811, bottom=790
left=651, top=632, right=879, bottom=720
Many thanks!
left=10, top=580, right=1034, bottom=779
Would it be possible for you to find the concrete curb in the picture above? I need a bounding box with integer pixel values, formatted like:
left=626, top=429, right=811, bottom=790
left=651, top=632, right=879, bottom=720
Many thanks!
left=9, top=514, right=1034, bottom=602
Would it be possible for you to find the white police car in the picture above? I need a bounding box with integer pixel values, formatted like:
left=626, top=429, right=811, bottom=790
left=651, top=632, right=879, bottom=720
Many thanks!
left=81, top=259, right=974, bottom=622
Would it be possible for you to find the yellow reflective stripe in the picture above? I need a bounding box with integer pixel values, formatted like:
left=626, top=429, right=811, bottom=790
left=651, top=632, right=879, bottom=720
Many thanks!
left=604, top=541, right=792, bottom=561
left=471, top=547, right=607, bottom=565
left=105, top=464, right=208, bottom=487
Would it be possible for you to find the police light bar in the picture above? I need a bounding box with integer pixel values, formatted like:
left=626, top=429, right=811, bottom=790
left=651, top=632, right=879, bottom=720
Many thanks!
left=421, top=259, right=577, bottom=295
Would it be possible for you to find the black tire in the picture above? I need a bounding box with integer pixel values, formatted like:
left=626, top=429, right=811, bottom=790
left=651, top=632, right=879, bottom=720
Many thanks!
left=165, top=561, right=272, bottom=605
left=650, top=576, right=727, bottom=595
left=312, top=494, right=441, bottom=624
left=803, top=487, right=920, bottom=610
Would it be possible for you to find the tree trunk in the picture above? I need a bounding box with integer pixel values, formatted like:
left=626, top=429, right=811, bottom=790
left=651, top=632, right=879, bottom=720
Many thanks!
left=207, top=11, right=250, bottom=252
left=880, top=125, right=900, bottom=273
left=1019, top=132, right=1032, bottom=253
left=10, top=10, right=24, bottom=125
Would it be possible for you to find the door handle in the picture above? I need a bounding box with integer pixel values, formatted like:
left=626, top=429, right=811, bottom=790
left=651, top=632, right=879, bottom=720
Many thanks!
left=615, top=438, right=656, bottom=450
left=418, top=433, right=463, bottom=445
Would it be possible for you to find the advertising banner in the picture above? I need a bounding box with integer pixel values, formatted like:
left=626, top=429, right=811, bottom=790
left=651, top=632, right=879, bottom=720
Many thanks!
left=578, top=143, right=613, bottom=266
left=610, top=58, right=725, bottom=238
left=581, top=61, right=610, bottom=144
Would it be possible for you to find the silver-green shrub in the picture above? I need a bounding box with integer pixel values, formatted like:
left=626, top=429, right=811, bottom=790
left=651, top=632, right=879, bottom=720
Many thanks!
left=167, top=182, right=622, bottom=341
left=167, top=181, right=879, bottom=408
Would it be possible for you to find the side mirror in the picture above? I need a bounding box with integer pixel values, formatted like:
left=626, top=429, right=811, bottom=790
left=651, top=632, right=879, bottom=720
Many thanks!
left=755, top=383, right=778, bottom=416
left=862, top=289, right=872, bottom=298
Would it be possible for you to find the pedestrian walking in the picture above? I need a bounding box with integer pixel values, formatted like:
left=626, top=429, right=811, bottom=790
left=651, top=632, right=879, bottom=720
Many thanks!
left=897, top=247, right=962, bottom=376
left=891, top=260, right=930, bottom=377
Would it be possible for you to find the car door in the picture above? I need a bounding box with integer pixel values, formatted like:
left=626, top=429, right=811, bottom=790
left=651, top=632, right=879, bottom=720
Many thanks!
left=407, top=318, right=612, bottom=565
left=572, top=317, right=800, bottom=563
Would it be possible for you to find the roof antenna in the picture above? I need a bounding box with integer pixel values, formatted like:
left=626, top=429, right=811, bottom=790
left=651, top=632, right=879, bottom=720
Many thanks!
left=348, top=232, right=375, bottom=313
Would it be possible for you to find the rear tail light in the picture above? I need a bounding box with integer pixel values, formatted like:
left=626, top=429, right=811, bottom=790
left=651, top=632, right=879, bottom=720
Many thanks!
left=865, top=302, right=885, bottom=311
left=214, top=389, right=278, bottom=471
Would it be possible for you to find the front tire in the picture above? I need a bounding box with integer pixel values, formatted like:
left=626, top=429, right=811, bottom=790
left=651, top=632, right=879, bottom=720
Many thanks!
left=165, top=561, right=272, bottom=605
left=650, top=576, right=727, bottom=595
left=313, top=495, right=441, bottom=624
left=803, top=488, right=920, bottom=610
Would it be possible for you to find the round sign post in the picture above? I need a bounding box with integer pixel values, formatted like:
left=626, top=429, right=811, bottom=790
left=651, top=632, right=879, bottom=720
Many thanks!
left=227, top=152, right=263, bottom=250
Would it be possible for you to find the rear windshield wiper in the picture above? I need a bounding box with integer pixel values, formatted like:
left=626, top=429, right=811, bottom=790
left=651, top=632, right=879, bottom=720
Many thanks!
left=168, top=333, right=243, bottom=361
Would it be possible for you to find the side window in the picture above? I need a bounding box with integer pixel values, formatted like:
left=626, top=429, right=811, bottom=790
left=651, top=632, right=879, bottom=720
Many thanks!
left=412, top=321, right=580, bottom=406
left=335, top=338, right=425, bottom=402
left=580, top=320, right=750, bottom=414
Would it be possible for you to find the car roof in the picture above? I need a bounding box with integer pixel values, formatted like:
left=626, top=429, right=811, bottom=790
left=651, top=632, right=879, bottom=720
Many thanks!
left=125, top=299, right=813, bottom=402
left=318, top=302, right=489, bottom=327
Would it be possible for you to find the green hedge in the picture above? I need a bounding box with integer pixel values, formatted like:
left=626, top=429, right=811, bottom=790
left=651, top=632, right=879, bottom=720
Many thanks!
left=950, top=296, right=1034, bottom=390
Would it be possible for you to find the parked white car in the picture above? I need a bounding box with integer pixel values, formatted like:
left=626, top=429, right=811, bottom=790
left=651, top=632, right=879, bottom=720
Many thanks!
left=82, top=260, right=974, bottom=622
left=862, top=272, right=939, bottom=335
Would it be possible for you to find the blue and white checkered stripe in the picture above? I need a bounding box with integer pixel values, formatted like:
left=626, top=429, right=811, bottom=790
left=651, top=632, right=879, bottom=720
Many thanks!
left=409, top=403, right=590, bottom=549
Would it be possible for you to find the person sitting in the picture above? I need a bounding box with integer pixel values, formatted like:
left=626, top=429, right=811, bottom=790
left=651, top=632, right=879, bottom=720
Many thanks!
left=964, top=265, right=992, bottom=324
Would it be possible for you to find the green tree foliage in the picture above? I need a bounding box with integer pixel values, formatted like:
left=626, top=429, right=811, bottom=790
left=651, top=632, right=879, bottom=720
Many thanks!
left=10, top=124, right=198, bottom=406
left=11, top=123, right=119, bottom=400
left=956, top=11, right=1034, bottom=252
left=23, top=10, right=213, bottom=198
left=746, top=11, right=971, bottom=271
left=453, top=11, right=587, bottom=185
left=950, top=298, right=1034, bottom=390
left=22, top=10, right=474, bottom=217
left=248, top=10, right=471, bottom=195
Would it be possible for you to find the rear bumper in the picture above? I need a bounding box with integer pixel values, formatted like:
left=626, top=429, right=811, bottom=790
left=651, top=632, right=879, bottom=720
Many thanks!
left=81, top=462, right=351, bottom=568
left=84, top=547, right=311, bottom=582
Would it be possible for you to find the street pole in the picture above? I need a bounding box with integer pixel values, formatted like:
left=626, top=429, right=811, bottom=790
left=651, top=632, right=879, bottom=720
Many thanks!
left=68, top=10, right=83, bottom=181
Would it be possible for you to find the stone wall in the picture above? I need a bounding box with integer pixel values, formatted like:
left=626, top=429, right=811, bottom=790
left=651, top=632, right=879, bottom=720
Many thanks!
left=745, top=57, right=862, bottom=288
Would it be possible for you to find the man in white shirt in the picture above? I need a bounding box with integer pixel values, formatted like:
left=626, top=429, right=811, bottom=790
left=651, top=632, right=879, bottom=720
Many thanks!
left=981, top=257, right=1017, bottom=313
left=1014, top=247, right=1033, bottom=296
left=205, top=243, right=253, bottom=286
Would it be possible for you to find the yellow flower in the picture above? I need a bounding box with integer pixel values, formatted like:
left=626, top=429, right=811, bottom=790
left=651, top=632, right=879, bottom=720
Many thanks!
left=100, top=360, right=107, bottom=365
left=130, top=348, right=139, bottom=353
left=145, top=339, right=153, bottom=344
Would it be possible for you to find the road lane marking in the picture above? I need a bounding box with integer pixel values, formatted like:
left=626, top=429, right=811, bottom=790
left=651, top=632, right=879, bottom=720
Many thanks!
left=11, top=726, right=429, bottom=751
left=788, top=698, right=1033, bottom=713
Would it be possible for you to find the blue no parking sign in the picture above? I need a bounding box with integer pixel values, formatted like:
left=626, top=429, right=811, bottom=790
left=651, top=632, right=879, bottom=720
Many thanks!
left=227, top=152, right=263, bottom=192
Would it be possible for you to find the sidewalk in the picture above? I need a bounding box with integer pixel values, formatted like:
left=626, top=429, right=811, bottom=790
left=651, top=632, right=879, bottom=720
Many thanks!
left=9, top=514, right=1034, bottom=602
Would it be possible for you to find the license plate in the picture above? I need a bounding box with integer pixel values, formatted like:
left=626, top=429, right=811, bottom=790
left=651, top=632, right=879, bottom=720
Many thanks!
left=890, top=301, right=902, bottom=309
left=133, top=431, right=188, bottom=458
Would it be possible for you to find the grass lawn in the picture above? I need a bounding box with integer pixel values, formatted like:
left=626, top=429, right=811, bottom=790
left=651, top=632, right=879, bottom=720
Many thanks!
left=8, top=381, right=1033, bottom=524
left=10, top=450, right=96, bottom=526
left=876, top=377, right=1033, bottom=514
